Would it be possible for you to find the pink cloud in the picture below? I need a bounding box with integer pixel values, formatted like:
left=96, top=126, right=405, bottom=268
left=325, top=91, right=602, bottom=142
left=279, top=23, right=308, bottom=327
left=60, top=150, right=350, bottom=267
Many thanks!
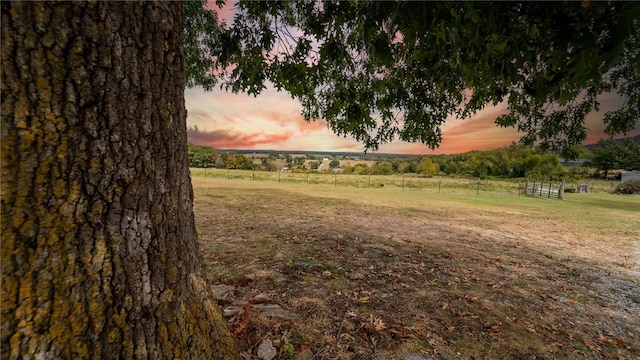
left=187, top=125, right=293, bottom=149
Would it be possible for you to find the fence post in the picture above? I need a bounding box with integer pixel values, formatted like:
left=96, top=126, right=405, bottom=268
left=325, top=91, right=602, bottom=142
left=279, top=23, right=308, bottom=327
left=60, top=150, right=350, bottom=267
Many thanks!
left=278, top=170, right=281, bottom=183
left=539, top=181, right=543, bottom=197
left=252, top=168, right=255, bottom=181
left=547, top=181, right=552, bottom=198
left=532, top=180, right=536, bottom=196
left=559, top=180, right=565, bottom=200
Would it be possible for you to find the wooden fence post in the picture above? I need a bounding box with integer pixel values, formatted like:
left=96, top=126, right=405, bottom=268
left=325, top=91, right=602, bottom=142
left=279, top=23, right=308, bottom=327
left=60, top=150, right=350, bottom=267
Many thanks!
left=532, top=180, right=536, bottom=196
left=559, top=180, right=565, bottom=200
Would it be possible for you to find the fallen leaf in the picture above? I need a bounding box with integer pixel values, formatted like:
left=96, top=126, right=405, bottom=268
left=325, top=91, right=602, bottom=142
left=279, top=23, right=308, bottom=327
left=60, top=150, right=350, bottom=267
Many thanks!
left=451, top=308, right=472, bottom=317
left=389, top=328, right=414, bottom=339
left=371, top=315, right=386, bottom=332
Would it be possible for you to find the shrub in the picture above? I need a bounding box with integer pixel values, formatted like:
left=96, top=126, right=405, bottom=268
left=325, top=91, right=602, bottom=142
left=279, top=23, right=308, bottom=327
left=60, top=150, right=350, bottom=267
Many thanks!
left=614, top=179, right=640, bottom=194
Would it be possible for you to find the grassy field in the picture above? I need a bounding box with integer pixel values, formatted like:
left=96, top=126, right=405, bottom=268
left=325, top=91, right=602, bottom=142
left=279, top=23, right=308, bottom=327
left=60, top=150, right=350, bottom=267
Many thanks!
left=191, top=167, right=622, bottom=196
left=191, top=173, right=640, bottom=359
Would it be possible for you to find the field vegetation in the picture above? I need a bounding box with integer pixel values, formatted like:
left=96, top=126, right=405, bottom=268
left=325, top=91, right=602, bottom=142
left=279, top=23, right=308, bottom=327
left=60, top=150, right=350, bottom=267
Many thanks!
left=192, top=175, right=640, bottom=359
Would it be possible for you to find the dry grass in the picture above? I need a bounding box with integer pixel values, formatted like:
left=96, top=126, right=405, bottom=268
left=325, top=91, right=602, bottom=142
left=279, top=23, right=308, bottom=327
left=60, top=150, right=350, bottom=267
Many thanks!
left=192, top=175, right=640, bottom=359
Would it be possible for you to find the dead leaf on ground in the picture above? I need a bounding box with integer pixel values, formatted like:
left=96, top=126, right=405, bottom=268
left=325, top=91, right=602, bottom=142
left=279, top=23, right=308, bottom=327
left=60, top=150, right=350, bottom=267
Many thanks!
left=451, top=308, right=472, bottom=317
left=361, top=314, right=387, bottom=333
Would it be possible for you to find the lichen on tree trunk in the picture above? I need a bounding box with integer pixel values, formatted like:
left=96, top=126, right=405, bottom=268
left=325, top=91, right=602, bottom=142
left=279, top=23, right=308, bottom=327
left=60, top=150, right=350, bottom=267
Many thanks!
left=1, top=2, right=239, bottom=358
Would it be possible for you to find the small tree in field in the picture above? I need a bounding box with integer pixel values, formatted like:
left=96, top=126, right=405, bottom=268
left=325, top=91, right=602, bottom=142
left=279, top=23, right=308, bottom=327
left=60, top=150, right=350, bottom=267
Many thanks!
left=417, top=157, right=439, bottom=177
left=588, top=139, right=640, bottom=179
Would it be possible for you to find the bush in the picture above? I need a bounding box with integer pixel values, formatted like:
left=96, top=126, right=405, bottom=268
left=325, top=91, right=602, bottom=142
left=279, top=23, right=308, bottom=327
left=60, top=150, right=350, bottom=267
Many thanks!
left=614, top=179, right=640, bottom=194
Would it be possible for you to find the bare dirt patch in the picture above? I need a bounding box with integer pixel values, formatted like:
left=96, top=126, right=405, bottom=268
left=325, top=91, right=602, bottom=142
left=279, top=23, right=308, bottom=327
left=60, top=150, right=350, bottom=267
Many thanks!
left=193, top=178, right=640, bottom=359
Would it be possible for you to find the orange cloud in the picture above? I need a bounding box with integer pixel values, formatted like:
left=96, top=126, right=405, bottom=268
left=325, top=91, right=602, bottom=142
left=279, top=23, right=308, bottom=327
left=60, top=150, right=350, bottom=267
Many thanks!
left=292, top=116, right=327, bottom=133
left=187, top=125, right=293, bottom=149
left=263, top=112, right=327, bottom=133
left=443, top=111, right=509, bottom=138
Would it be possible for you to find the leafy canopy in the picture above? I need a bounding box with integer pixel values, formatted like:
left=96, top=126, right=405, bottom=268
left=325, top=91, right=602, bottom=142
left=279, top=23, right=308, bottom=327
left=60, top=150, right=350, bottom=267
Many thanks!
left=588, top=139, right=640, bottom=174
left=185, top=1, right=639, bottom=155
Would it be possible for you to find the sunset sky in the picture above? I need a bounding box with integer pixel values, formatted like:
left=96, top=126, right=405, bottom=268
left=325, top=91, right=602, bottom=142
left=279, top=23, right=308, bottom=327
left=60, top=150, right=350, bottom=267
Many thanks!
left=184, top=86, right=638, bottom=155
left=184, top=2, right=639, bottom=155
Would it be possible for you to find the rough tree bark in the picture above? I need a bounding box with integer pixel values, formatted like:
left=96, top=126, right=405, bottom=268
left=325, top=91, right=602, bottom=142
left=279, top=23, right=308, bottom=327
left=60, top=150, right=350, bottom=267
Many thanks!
left=1, top=2, right=239, bottom=359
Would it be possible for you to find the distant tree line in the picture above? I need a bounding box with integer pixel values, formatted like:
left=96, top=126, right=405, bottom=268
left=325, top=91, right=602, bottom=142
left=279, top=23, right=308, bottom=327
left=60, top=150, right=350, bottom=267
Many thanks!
left=188, top=140, right=640, bottom=180
left=188, top=143, right=255, bottom=170
left=338, top=143, right=565, bottom=179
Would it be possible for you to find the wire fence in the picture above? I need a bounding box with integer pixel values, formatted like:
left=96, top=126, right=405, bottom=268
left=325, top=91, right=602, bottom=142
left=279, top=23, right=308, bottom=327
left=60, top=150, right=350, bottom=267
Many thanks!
left=190, top=168, right=530, bottom=197
left=190, top=168, right=621, bottom=198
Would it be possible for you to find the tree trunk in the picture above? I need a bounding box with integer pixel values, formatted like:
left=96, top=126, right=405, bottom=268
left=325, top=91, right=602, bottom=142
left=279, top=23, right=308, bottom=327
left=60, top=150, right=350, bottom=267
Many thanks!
left=1, top=2, right=239, bottom=359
